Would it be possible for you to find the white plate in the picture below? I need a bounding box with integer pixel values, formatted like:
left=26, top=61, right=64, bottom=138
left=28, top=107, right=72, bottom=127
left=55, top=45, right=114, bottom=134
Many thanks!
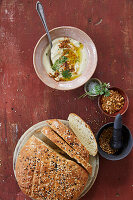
left=13, top=120, right=99, bottom=199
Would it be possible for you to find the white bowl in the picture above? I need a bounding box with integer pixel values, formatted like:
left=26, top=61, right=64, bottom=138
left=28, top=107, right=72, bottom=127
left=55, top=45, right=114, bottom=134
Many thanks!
left=33, top=26, right=97, bottom=90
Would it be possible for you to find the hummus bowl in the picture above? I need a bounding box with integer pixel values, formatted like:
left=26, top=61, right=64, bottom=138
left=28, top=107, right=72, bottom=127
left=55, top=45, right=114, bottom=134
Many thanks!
left=33, top=26, right=97, bottom=90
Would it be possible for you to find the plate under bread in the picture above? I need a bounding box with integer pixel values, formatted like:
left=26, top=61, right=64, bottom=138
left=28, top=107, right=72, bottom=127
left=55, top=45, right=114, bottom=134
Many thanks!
left=13, top=120, right=99, bottom=199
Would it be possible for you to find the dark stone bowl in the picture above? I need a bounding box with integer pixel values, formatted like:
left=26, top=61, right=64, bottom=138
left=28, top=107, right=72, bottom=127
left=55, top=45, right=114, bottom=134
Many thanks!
left=96, top=122, right=133, bottom=160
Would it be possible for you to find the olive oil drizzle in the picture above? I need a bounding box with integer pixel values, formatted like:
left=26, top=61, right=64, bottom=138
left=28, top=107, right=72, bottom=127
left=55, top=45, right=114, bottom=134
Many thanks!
left=51, top=38, right=83, bottom=81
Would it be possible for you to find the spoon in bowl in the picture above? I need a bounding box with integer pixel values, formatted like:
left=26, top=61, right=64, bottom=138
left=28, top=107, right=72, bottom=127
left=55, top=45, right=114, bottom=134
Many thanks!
left=36, top=1, right=53, bottom=55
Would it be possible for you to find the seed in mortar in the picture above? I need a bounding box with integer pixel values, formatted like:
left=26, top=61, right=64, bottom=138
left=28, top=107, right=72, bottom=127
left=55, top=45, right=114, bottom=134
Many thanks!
left=99, top=127, right=118, bottom=154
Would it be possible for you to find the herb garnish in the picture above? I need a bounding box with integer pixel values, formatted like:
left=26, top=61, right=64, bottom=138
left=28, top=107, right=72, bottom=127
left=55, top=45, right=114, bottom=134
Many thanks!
left=80, top=83, right=110, bottom=98
left=94, top=83, right=110, bottom=96
left=52, top=56, right=68, bottom=71
left=62, top=70, right=72, bottom=79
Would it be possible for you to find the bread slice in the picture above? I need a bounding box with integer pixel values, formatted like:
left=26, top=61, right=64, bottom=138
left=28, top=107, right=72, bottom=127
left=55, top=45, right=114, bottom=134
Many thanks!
left=46, top=119, right=90, bottom=163
left=68, top=113, right=98, bottom=156
left=15, top=135, right=89, bottom=200
left=41, top=126, right=92, bottom=174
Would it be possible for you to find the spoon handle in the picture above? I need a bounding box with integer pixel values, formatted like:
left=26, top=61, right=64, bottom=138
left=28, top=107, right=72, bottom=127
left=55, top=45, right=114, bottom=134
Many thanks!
left=36, top=1, right=52, bottom=48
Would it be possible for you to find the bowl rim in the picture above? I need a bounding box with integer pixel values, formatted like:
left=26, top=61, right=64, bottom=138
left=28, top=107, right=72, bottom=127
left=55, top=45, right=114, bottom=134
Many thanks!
left=98, top=87, right=129, bottom=117
left=96, top=122, right=133, bottom=160
left=33, top=26, right=98, bottom=90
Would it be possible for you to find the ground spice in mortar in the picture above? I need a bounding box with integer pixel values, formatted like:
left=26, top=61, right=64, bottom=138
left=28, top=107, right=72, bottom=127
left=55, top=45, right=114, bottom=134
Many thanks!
left=101, top=90, right=125, bottom=114
left=99, top=127, right=118, bottom=154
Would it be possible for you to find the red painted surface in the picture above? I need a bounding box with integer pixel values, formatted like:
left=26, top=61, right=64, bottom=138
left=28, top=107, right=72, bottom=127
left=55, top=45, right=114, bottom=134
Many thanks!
left=0, top=0, right=133, bottom=200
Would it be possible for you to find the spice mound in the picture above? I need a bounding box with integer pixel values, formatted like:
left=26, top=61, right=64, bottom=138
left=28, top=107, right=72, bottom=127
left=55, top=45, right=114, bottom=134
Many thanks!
left=99, top=127, right=117, bottom=154
left=101, top=90, right=125, bottom=114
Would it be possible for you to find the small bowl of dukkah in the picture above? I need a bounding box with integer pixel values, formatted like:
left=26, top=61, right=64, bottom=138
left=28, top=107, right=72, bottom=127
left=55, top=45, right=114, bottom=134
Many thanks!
left=33, top=26, right=97, bottom=90
left=98, top=87, right=129, bottom=117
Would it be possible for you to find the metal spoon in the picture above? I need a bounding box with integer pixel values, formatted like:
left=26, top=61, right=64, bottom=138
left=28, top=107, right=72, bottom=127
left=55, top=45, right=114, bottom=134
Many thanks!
left=36, top=1, right=52, bottom=48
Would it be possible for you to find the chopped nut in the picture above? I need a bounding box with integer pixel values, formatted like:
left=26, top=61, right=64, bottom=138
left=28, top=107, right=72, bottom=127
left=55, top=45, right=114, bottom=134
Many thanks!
left=101, top=90, right=125, bottom=114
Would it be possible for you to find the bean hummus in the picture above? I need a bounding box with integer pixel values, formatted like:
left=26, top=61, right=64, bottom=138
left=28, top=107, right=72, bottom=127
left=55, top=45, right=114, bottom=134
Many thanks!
left=43, top=37, right=88, bottom=81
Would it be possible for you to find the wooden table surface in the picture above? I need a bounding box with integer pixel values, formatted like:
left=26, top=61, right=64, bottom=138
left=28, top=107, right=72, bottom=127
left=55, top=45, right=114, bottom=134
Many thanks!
left=0, top=0, right=133, bottom=199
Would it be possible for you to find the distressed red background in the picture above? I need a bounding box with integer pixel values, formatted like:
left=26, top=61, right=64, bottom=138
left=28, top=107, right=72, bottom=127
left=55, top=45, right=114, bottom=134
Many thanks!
left=0, top=0, right=133, bottom=200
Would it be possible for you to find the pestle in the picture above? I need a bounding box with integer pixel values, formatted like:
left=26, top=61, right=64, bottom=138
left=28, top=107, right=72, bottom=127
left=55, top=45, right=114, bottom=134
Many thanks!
left=111, top=114, right=123, bottom=149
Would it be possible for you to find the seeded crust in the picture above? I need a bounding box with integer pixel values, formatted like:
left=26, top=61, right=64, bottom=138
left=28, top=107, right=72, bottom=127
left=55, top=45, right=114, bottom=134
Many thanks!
left=42, top=126, right=92, bottom=174
left=46, top=119, right=90, bottom=163
left=68, top=113, right=98, bottom=156
left=15, top=135, right=89, bottom=200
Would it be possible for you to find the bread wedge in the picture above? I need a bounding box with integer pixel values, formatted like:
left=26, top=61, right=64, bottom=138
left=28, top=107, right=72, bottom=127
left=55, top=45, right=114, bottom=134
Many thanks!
left=41, top=126, right=92, bottom=174
left=68, top=113, right=98, bottom=156
left=46, top=119, right=90, bottom=163
left=15, top=135, right=89, bottom=200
